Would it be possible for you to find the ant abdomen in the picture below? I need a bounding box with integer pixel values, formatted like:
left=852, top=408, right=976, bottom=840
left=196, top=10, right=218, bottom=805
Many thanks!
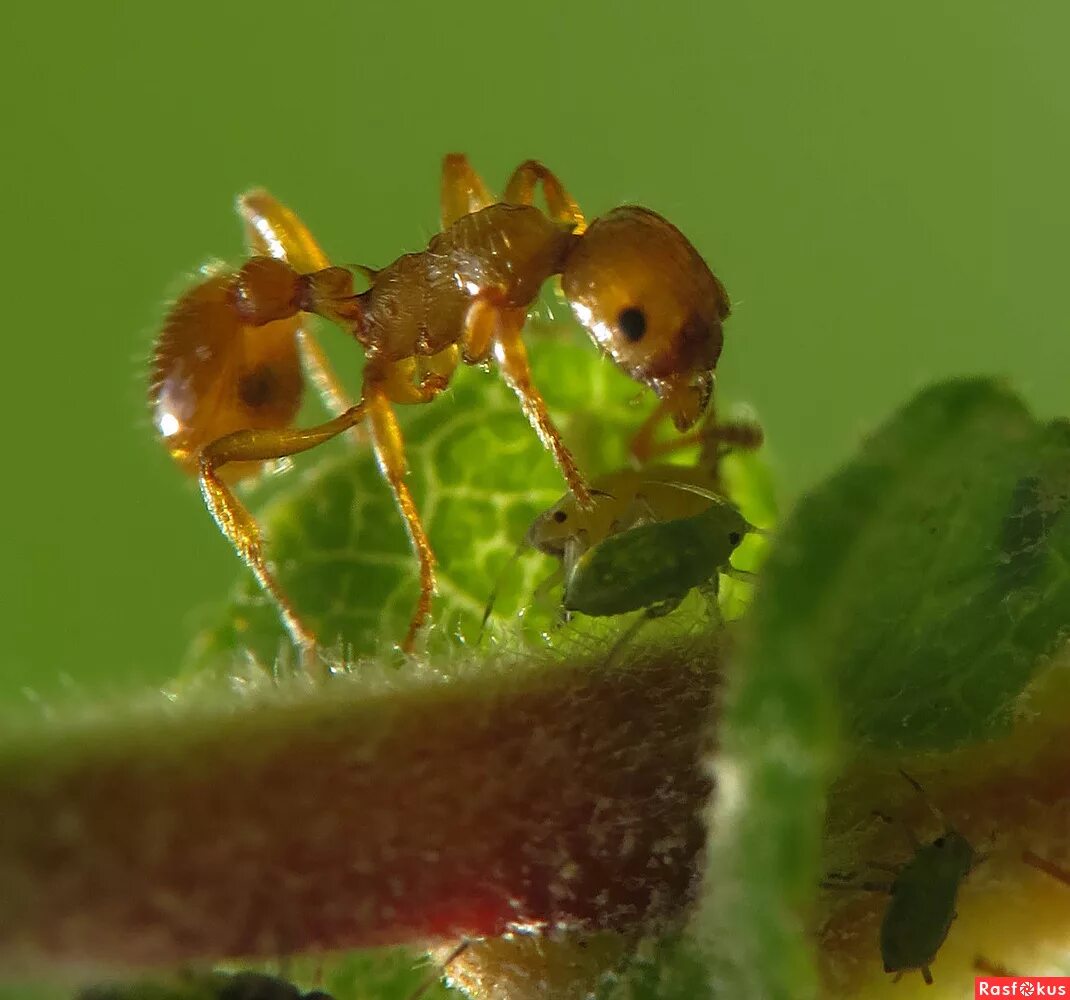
left=150, top=269, right=305, bottom=478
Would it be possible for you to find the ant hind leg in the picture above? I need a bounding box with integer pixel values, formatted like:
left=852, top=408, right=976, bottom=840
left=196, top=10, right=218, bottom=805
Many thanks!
left=441, top=154, right=496, bottom=229
left=198, top=403, right=369, bottom=674
left=238, top=188, right=360, bottom=425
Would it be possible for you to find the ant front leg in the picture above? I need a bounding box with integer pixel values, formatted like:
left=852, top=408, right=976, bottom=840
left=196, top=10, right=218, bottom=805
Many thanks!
left=475, top=303, right=593, bottom=508
left=441, top=154, right=495, bottom=229
left=198, top=403, right=369, bottom=674
left=503, top=160, right=586, bottom=233
left=237, top=188, right=360, bottom=425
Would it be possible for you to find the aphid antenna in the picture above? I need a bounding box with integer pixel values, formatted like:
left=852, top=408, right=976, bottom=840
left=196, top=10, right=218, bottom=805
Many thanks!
left=478, top=540, right=530, bottom=641
left=898, top=768, right=954, bottom=833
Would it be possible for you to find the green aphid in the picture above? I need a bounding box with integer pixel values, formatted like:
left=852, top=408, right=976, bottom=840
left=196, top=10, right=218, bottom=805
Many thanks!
left=76, top=970, right=333, bottom=1000
left=832, top=770, right=980, bottom=986
left=562, top=493, right=753, bottom=619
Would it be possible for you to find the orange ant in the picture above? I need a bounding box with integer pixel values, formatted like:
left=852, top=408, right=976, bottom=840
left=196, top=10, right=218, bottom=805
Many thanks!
left=150, top=155, right=732, bottom=659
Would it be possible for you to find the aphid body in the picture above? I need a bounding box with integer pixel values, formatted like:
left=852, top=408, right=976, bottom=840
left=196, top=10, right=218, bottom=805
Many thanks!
left=150, top=156, right=732, bottom=657
left=879, top=828, right=975, bottom=985
left=526, top=407, right=763, bottom=577
left=562, top=497, right=751, bottom=618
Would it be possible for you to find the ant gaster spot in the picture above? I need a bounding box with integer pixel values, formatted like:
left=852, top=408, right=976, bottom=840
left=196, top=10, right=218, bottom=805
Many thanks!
left=238, top=365, right=278, bottom=410
left=618, top=307, right=647, bottom=342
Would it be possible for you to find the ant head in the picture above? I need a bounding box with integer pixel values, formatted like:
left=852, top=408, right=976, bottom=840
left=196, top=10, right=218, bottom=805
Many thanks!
left=561, top=207, right=729, bottom=430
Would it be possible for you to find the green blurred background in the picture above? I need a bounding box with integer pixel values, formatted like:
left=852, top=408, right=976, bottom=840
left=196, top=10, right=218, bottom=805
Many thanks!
left=0, top=2, right=1064, bottom=704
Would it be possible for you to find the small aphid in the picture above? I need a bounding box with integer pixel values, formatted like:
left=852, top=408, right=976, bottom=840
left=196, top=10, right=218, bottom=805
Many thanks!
left=561, top=493, right=753, bottom=621
left=77, top=969, right=333, bottom=999
left=151, top=155, right=733, bottom=660
left=826, top=770, right=979, bottom=986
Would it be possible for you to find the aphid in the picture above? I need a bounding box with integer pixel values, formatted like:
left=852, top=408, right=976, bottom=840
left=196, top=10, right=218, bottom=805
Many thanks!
left=1022, top=849, right=1070, bottom=886
left=480, top=407, right=762, bottom=630
left=151, top=156, right=732, bottom=657
left=532, top=413, right=760, bottom=569
left=77, top=969, right=333, bottom=999
left=825, top=770, right=979, bottom=986
left=560, top=491, right=753, bottom=623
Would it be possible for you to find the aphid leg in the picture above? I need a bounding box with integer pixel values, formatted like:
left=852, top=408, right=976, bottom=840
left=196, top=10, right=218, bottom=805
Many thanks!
left=488, top=306, right=593, bottom=508
left=363, top=365, right=449, bottom=652
left=615, top=493, right=659, bottom=532
left=503, top=160, right=587, bottom=233
left=921, top=965, right=933, bottom=985
left=531, top=565, right=566, bottom=606
left=407, top=940, right=471, bottom=1000
left=975, top=956, right=1014, bottom=977
left=198, top=403, right=369, bottom=675
left=1023, top=849, right=1070, bottom=886
left=237, top=189, right=360, bottom=426
left=441, top=154, right=495, bottom=228
left=479, top=538, right=530, bottom=639
left=606, top=599, right=682, bottom=666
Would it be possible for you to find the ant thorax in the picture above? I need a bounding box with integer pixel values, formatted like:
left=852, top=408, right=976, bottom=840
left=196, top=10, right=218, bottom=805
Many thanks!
left=358, top=204, right=575, bottom=362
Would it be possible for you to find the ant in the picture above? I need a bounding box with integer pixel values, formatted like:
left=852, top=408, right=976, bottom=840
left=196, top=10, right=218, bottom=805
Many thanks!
left=150, top=155, right=731, bottom=658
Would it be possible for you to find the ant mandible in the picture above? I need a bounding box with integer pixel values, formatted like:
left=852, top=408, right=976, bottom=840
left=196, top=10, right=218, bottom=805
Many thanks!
left=150, top=155, right=731, bottom=658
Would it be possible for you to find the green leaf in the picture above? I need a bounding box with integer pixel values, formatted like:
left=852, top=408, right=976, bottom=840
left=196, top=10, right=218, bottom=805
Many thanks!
left=698, top=378, right=1070, bottom=1000
left=750, top=378, right=1068, bottom=753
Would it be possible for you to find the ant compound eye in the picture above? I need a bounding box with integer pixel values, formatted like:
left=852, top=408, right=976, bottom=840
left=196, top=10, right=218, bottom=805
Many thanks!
left=728, top=531, right=743, bottom=546
left=553, top=510, right=568, bottom=523
left=934, top=836, right=947, bottom=848
left=617, top=307, right=647, bottom=342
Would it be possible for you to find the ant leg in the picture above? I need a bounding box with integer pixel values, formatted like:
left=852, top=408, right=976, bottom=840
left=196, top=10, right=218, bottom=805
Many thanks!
left=237, top=189, right=359, bottom=424
left=503, top=160, right=586, bottom=232
left=487, top=305, right=593, bottom=508
left=362, top=367, right=441, bottom=652
left=198, top=403, right=368, bottom=669
left=441, top=154, right=495, bottom=229
left=238, top=189, right=330, bottom=270
left=629, top=397, right=676, bottom=464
